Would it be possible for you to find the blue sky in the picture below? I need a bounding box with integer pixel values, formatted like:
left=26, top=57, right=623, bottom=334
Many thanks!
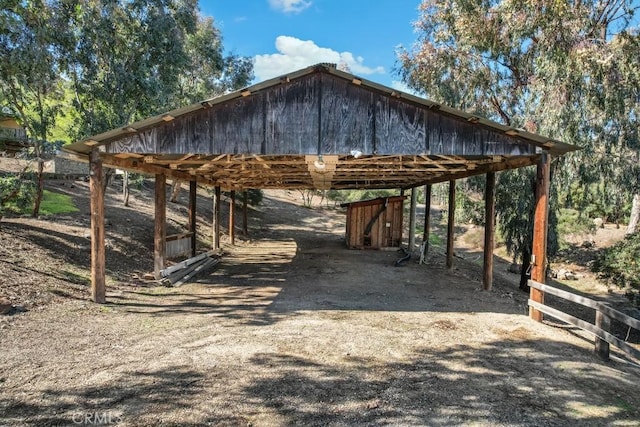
left=199, top=0, right=422, bottom=90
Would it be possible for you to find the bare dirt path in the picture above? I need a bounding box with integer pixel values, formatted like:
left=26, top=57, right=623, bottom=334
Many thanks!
left=1, top=187, right=640, bottom=426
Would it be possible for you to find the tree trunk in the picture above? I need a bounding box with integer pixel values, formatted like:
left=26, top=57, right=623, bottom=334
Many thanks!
left=123, top=171, right=130, bottom=206
left=102, top=168, right=114, bottom=194
left=170, top=180, right=181, bottom=203
left=626, top=193, right=640, bottom=235
left=519, top=249, right=531, bottom=292
left=32, top=158, right=44, bottom=217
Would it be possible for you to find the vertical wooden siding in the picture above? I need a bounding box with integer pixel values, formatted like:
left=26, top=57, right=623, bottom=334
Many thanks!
left=106, top=72, right=535, bottom=157
left=345, top=197, right=405, bottom=249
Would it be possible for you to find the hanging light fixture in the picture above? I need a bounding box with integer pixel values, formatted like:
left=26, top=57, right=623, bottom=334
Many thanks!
left=314, top=154, right=326, bottom=170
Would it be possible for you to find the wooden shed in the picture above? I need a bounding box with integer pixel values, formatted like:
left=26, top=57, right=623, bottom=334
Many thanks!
left=343, top=196, right=406, bottom=249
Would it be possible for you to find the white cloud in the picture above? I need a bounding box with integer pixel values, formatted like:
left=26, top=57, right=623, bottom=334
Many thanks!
left=254, top=36, right=385, bottom=81
left=268, top=0, right=312, bottom=13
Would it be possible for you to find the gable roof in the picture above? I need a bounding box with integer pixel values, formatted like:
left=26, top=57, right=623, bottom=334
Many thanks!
left=63, top=63, right=578, bottom=190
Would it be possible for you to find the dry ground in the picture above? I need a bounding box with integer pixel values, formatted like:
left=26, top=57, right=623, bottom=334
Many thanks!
left=1, top=179, right=640, bottom=426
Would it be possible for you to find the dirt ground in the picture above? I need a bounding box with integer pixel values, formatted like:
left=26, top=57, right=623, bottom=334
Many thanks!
left=1, top=179, right=640, bottom=426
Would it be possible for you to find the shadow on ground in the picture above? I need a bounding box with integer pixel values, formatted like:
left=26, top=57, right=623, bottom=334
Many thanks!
left=1, top=336, right=638, bottom=426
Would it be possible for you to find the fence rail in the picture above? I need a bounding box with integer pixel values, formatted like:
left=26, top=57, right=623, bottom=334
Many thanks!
left=528, top=279, right=640, bottom=361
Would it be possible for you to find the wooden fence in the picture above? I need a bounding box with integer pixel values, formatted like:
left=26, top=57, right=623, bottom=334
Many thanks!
left=528, top=280, right=640, bottom=361
left=166, top=232, right=194, bottom=259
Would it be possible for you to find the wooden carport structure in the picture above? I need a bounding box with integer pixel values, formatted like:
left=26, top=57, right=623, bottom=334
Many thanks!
left=63, top=64, right=577, bottom=321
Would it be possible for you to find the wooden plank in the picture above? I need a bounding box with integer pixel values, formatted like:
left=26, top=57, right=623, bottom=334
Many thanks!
left=174, top=257, right=220, bottom=287
left=375, top=96, right=426, bottom=154
left=89, top=149, right=106, bottom=303
left=154, top=173, right=167, bottom=279
left=229, top=190, right=236, bottom=245
left=529, top=280, right=640, bottom=331
left=446, top=180, right=456, bottom=269
left=160, top=250, right=216, bottom=277
left=595, top=310, right=611, bottom=360
left=528, top=300, right=640, bottom=361
left=166, top=237, right=192, bottom=259
left=530, top=154, right=551, bottom=321
left=166, top=231, right=194, bottom=242
left=265, top=77, right=319, bottom=154
left=423, top=184, right=432, bottom=256
left=213, top=186, right=221, bottom=250
left=483, top=172, right=496, bottom=291
left=189, top=180, right=197, bottom=257
left=319, top=74, right=374, bottom=154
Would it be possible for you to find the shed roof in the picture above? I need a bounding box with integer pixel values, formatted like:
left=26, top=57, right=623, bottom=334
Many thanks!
left=63, top=63, right=578, bottom=190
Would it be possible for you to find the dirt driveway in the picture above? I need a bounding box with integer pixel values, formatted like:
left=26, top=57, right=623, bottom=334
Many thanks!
left=1, top=190, right=640, bottom=426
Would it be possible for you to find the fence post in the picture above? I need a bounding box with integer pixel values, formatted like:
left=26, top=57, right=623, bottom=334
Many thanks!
left=595, top=309, right=611, bottom=360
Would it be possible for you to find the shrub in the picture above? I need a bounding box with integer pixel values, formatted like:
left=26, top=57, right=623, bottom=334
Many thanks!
left=592, top=233, right=640, bottom=306
left=0, top=175, right=35, bottom=221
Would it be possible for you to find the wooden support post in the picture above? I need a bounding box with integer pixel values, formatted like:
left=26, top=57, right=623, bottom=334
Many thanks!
left=408, top=187, right=417, bottom=251
left=229, top=190, right=236, bottom=245
left=213, top=186, right=221, bottom=250
left=530, top=154, right=551, bottom=321
left=154, top=173, right=166, bottom=279
left=423, top=184, right=432, bottom=256
left=242, top=190, right=248, bottom=235
left=595, top=309, right=611, bottom=360
left=446, top=180, right=456, bottom=269
left=89, top=149, right=106, bottom=303
left=189, top=180, right=197, bottom=257
left=483, top=172, right=496, bottom=291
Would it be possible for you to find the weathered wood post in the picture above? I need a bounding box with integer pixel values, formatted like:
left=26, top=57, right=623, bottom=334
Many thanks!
left=423, top=184, right=432, bottom=256
left=483, top=172, right=496, bottom=290
left=213, top=186, right=221, bottom=250
left=595, top=309, right=611, bottom=360
left=154, top=173, right=166, bottom=279
left=530, top=154, right=551, bottom=321
left=89, top=149, right=106, bottom=303
left=408, top=187, right=417, bottom=251
left=189, top=180, right=197, bottom=257
left=229, top=190, right=236, bottom=245
left=446, top=180, right=456, bottom=269
left=242, top=190, right=248, bottom=236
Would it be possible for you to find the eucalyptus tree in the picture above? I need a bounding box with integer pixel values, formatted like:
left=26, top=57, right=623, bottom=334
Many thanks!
left=0, top=0, right=68, bottom=216
left=399, top=0, right=639, bottom=288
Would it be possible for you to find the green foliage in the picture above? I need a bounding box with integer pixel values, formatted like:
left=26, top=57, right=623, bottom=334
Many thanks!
left=0, top=175, right=35, bottom=218
left=63, top=1, right=253, bottom=139
left=455, top=190, right=484, bottom=226
left=495, top=169, right=535, bottom=263
left=1, top=0, right=253, bottom=145
left=246, top=189, right=263, bottom=206
left=398, top=0, right=638, bottom=264
left=327, top=189, right=400, bottom=204
left=557, top=208, right=596, bottom=238
left=592, top=233, right=640, bottom=306
left=37, top=190, right=78, bottom=215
